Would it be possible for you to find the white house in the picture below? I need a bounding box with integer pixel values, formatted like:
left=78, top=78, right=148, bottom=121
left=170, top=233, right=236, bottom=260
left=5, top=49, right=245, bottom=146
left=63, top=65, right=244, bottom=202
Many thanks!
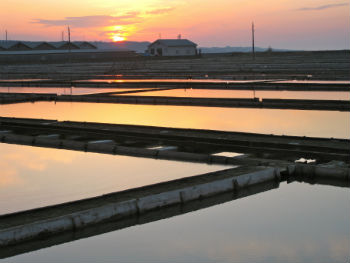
left=147, top=39, right=197, bottom=56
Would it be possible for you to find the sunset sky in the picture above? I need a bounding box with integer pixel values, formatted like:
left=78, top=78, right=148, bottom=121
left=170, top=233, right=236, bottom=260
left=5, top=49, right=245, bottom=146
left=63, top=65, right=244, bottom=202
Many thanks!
left=0, top=0, right=349, bottom=49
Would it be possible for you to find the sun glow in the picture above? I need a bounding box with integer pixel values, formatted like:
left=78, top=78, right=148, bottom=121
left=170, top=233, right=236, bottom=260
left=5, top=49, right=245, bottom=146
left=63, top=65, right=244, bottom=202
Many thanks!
left=112, top=34, right=126, bottom=42
left=105, top=25, right=128, bottom=42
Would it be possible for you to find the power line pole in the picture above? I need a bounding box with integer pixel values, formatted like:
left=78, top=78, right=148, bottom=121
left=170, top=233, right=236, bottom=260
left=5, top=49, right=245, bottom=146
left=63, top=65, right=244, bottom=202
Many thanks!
left=68, top=26, right=71, bottom=44
left=67, top=26, right=71, bottom=65
left=252, top=22, right=255, bottom=60
left=5, top=30, right=8, bottom=43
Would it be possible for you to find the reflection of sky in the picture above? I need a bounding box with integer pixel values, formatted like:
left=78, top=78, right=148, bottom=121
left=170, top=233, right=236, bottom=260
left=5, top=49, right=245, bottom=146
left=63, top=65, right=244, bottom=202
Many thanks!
left=0, top=87, right=133, bottom=95
left=0, top=102, right=348, bottom=138
left=118, top=89, right=350, bottom=100
left=4, top=182, right=349, bottom=263
left=82, top=79, right=350, bottom=85
left=0, top=144, right=227, bottom=214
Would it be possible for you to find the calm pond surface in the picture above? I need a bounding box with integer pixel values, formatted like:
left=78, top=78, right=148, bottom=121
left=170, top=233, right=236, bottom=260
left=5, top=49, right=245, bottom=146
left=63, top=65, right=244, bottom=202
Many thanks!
left=79, top=79, right=350, bottom=85
left=0, top=87, right=134, bottom=95
left=0, top=102, right=348, bottom=138
left=2, top=181, right=348, bottom=263
left=81, top=79, right=262, bottom=83
left=0, top=143, right=227, bottom=215
left=118, top=89, right=350, bottom=100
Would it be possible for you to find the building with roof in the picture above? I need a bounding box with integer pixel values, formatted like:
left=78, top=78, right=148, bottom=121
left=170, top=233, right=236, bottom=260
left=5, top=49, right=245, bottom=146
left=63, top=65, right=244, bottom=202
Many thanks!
left=6, top=42, right=32, bottom=51
left=33, top=42, right=56, bottom=50
left=52, top=42, right=80, bottom=50
left=75, top=41, right=97, bottom=49
left=147, top=39, right=197, bottom=56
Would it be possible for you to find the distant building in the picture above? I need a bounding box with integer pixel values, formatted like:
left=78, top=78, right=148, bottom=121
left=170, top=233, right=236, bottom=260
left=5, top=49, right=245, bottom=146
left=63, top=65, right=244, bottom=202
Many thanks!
left=53, top=42, right=80, bottom=50
left=7, top=42, right=31, bottom=51
left=75, top=41, right=97, bottom=49
left=147, top=39, right=197, bottom=56
left=0, top=41, right=98, bottom=52
left=32, top=42, right=56, bottom=50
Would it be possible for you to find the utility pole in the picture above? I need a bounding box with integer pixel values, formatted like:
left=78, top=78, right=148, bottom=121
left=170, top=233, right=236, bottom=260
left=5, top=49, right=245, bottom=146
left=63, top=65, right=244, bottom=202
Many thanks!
left=5, top=30, right=8, bottom=43
left=252, top=22, right=255, bottom=60
left=68, top=26, right=71, bottom=44
left=67, top=26, right=71, bottom=65
left=61, top=31, right=64, bottom=41
left=68, top=26, right=71, bottom=53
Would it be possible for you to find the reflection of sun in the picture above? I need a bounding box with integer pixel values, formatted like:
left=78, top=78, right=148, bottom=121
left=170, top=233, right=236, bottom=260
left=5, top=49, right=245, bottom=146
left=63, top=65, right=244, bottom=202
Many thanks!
left=112, top=34, right=125, bottom=42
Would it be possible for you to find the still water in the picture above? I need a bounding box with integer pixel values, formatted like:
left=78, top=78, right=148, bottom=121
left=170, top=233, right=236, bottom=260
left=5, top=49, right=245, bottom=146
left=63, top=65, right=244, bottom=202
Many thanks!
left=79, top=79, right=350, bottom=85
left=0, top=102, right=348, bottom=138
left=0, top=87, right=134, bottom=95
left=81, top=79, right=262, bottom=83
left=118, top=89, right=350, bottom=100
left=0, top=143, right=227, bottom=215
left=2, top=182, right=348, bottom=263
left=274, top=80, right=350, bottom=84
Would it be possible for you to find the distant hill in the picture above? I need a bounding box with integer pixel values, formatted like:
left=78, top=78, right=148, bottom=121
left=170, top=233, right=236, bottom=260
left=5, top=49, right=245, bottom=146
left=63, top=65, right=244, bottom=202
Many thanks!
left=199, top=46, right=291, bottom=53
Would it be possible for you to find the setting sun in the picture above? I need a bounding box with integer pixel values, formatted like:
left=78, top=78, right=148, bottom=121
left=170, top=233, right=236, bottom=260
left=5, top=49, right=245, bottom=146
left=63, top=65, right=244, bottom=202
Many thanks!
left=112, top=34, right=125, bottom=42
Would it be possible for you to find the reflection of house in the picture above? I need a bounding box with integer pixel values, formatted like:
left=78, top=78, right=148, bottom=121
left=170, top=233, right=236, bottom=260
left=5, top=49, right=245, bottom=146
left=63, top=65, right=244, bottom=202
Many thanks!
left=147, top=39, right=197, bottom=56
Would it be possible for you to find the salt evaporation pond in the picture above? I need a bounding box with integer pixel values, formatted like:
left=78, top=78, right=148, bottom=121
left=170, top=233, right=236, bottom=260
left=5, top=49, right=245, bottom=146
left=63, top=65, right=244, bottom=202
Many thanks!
left=0, top=143, right=228, bottom=214
left=3, top=181, right=348, bottom=263
left=117, top=88, right=350, bottom=100
left=0, top=87, right=136, bottom=95
left=0, top=102, right=348, bottom=138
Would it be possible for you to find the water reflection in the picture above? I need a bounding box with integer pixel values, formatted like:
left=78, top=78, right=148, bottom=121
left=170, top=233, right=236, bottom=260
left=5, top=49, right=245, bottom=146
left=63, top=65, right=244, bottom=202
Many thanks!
left=79, top=79, right=350, bottom=85
left=0, top=143, right=227, bottom=214
left=117, top=89, right=350, bottom=100
left=1, top=181, right=348, bottom=263
left=274, top=80, right=350, bottom=84
left=0, top=102, right=348, bottom=138
left=0, top=87, right=134, bottom=95
left=82, top=79, right=262, bottom=84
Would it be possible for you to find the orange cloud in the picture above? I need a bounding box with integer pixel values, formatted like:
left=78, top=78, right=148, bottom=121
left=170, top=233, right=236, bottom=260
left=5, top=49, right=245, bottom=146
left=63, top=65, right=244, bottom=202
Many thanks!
left=296, top=2, right=348, bottom=11
left=32, top=12, right=141, bottom=28
left=146, top=7, right=175, bottom=15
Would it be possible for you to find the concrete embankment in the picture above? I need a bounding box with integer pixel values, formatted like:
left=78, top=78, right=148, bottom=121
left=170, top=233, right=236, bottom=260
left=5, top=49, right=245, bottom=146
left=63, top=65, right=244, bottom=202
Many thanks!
left=0, top=93, right=56, bottom=104
left=0, top=117, right=348, bottom=162
left=0, top=160, right=348, bottom=250
left=0, top=166, right=280, bottom=247
left=0, top=132, right=286, bottom=166
left=1, top=91, right=349, bottom=111
left=55, top=95, right=350, bottom=111
left=0, top=80, right=349, bottom=91
left=0, top=181, right=279, bottom=259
